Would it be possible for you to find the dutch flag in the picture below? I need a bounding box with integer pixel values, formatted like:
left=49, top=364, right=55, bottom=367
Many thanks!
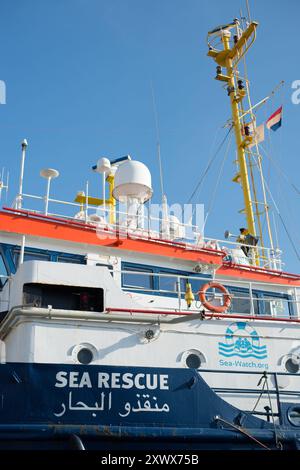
left=266, top=106, right=282, bottom=131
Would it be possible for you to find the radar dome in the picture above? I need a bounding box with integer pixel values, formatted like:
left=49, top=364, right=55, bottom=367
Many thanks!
left=113, top=160, right=153, bottom=203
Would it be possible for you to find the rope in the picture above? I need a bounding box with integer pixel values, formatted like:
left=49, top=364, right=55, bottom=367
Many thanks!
left=215, top=416, right=270, bottom=450
left=251, top=375, right=267, bottom=414
left=264, top=372, right=283, bottom=450
left=187, top=125, right=233, bottom=204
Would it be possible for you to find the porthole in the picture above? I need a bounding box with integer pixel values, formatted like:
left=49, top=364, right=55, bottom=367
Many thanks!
left=285, top=357, right=300, bottom=374
left=77, top=348, right=94, bottom=365
left=71, top=343, right=98, bottom=364
left=186, top=353, right=202, bottom=369
left=181, top=349, right=206, bottom=369
left=287, top=406, right=300, bottom=427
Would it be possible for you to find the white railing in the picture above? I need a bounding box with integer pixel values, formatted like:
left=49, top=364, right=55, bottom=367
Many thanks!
left=117, top=269, right=299, bottom=319
left=10, top=192, right=284, bottom=271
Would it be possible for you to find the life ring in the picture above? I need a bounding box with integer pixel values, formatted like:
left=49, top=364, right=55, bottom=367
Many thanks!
left=198, top=281, right=232, bottom=313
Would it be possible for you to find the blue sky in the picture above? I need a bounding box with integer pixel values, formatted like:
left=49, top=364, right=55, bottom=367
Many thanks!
left=0, top=0, right=299, bottom=272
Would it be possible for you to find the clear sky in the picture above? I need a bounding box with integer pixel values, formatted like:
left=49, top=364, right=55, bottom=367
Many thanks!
left=0, top=0, right=299, bottom=272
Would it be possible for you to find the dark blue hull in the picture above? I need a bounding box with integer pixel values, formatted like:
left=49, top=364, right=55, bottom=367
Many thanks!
left=0, top=363, right=299, bottom=450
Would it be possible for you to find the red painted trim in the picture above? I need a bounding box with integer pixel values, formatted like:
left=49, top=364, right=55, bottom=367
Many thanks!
left=0, top=209, right=223, bottom=265
left=106, top=307, right=195, bottom=316
left=1, top=208, right=299, bottom=286
left=106, top=307, right=300, bottom=323
left=222, top=260, right=300, bottom=280
left=203, top=312, right=300, bottom=323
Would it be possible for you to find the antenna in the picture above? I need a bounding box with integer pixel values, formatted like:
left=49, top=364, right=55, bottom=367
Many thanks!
left=151, top=82, right=170, bottom=237
left=0, top=168, right=9, bottom=204
left=16, top=139, right=28, bottom=209
left=40, top=168, right=59, bottom=215
left=151, top=82, right=165, bottom=200
left=246, top=0, right=252, bottom=23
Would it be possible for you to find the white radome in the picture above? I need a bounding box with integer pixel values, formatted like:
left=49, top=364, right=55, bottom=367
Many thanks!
left=113, top=160, right=153, bottom=203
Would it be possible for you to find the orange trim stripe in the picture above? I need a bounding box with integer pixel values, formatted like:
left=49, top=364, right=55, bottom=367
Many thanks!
left=0, top=209, right=299, bottom=286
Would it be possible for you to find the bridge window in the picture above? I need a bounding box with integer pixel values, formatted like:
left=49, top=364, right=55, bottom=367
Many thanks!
left=0, top=254, right=8, bottom=290
left=13, top=249, right=50, bottom=266
left=57, top=255, right=84, bottom=264
left=229, top=289, right=259, bottom=315
left=122, top=267, right=153, bottom=291
left=260, top=293, right=290, bottom=318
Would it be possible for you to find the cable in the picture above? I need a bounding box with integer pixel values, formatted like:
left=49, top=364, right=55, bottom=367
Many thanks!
left=202, top=131, right=232, bottom=231
left=151, top=82, right=165, bottom=200
left=260, top=144, right=300, bottom=197
left=215, top=416, right=271, bottom=450
left=187, top=125, right=233, bottom=204
left=251, top=153, right=300, bottom=264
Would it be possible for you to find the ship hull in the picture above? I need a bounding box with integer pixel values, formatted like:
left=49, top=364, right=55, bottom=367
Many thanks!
left=0, top=362, right=299, bottom=450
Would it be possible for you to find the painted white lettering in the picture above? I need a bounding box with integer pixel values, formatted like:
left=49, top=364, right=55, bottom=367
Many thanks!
left=55, top=371, right=68, bottom=388
left=98, top=372, right=110, bottom=388
left=134, top=373, right=145, bottom=389
left=160, top=374, right=169, bottom=390
left=145, top=374, right=157, bottom=390
left=111, top=373, right=121, bottom=388
left=69, top=372, right=79, bottom=388
left=122, top=373, right=134, bottom=389
left=79, top=372, right=92, bottom=388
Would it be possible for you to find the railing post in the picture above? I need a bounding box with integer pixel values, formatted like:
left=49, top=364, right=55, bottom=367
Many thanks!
left=176, top=276, right=182, bottom=311
left=249, top=282, right=254, bottom=315
left=273, top=372, right=283, bottom=425
left=294, top=287, right=300, bottom=319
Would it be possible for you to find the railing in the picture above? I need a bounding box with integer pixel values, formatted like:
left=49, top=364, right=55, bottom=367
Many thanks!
left=199, top=368, right=300, bottom=426
left=9, top=191, right=283, bottom=271
left=118, top=269, right=300, bottom=320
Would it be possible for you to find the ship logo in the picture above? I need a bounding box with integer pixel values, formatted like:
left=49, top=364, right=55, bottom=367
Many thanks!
left=218, top=322, right=268, bottom=359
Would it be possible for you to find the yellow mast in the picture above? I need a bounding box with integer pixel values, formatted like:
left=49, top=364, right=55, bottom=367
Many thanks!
left=207, top=20, right=263, bottom=262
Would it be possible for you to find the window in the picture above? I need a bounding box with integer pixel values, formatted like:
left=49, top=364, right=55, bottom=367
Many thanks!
left=57, top=255, right=84, bottom=264
left=13, top=249, right=50, bottom=266
left=123, top=267, right=153, bottom=290
left=159, top=275, right=200, bottom=295
left=288, top=406, right=300, bottom=427
left=227, top=287, right=292, bottom=318
left=229, top=289, right=259, bottom=315
left=260, top=293, right=291, bottom=318
left=0, top=254, right=8, bottom=289
left=159, top=275, right=184, bottom=293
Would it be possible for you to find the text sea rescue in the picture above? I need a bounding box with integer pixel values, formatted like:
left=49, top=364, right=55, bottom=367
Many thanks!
left=55, top=371, right=169, bottom=390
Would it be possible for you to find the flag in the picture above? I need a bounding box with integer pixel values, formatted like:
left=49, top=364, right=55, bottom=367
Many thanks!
left=266, top=106, right=282, bottom=131
left=248, top=123, right=265, bottom=148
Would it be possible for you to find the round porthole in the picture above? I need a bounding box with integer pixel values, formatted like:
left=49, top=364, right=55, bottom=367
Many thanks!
left=77, top=348, right=94, bottom=365
left=186, top=353, right=202, bottom=369
left=71, top=343, right=98, bottom=364
left=287, top=406, right=300, bottom=427
left=285, top=357, right=300, bottom=374
left=181, top=350, right=206, bottom=369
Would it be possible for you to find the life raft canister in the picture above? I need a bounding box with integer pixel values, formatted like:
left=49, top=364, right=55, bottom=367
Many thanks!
left=198, top=281, right=232, bottom=313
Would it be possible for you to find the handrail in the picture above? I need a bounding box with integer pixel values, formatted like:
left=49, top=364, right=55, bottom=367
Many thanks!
left=7, top=189, right=284, bottom=270
left=199, top=368, right=300, bottom=424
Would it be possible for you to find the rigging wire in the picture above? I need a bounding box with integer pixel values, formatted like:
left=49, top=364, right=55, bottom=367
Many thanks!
left=251, top=153, right=300, bottom=264
left=187, top=125, right=233, bottom=204
left=202, top=131, right=233, bottom=231
left=259, top=144, right=300, bottom=197
left=151, top=82, right=165, bottom=200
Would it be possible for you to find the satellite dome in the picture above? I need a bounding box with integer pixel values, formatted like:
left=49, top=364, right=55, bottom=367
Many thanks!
left=113, top=160, right=153, bottom=203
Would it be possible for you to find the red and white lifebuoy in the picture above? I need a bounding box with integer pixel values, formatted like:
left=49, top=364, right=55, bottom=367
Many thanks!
left=198, top=281, right=232, bottom=313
